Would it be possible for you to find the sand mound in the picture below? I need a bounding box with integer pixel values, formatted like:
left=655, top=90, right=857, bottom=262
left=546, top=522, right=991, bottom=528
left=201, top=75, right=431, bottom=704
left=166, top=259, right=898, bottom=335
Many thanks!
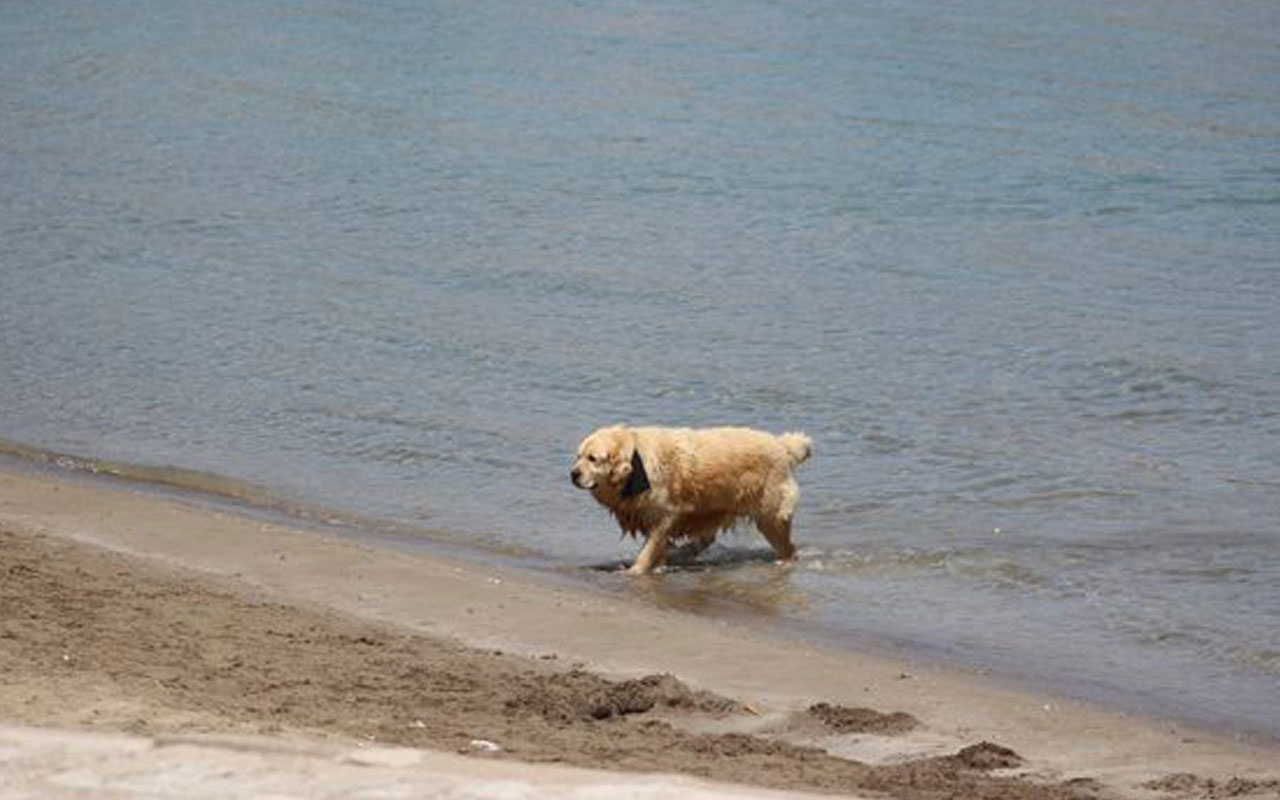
left=808, top=702, right=922, bottom=735
left=508, top=670, right=740, bottom=722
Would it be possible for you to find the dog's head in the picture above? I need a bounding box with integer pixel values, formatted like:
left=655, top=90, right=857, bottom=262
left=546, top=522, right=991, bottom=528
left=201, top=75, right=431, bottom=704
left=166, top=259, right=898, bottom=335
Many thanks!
left=570, top=426, right=648, bottom=498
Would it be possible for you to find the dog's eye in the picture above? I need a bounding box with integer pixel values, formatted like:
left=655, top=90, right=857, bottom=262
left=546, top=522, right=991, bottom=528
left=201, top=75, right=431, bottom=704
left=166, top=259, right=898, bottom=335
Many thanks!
left=586, top=454, right=598, bottom=463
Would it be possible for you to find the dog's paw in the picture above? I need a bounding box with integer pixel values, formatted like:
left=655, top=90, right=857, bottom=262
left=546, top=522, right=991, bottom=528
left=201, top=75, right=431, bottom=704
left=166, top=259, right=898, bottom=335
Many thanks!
left=625, top=562, right=667, bottom=576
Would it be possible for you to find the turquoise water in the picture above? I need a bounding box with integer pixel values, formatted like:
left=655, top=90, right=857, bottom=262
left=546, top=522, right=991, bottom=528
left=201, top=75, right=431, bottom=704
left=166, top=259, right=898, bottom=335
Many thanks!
left=3, top=0, right=1279, bottom=737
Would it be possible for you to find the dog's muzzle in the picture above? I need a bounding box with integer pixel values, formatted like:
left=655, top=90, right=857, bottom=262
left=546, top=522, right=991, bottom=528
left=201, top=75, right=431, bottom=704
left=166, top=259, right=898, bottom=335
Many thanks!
left=570, top=467, right=586, bottom=488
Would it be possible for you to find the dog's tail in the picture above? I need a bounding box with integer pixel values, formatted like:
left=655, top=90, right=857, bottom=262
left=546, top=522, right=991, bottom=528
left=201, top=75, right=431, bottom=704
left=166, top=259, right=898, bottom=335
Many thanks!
left=778, top=432, right=813, bottom=466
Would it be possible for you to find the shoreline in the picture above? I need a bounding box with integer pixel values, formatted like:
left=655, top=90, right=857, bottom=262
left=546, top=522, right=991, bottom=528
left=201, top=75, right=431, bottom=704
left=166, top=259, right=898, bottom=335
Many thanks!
left=5, top=443, right=1277, bottom=744
left=1, top=462, right=1277, bottom=797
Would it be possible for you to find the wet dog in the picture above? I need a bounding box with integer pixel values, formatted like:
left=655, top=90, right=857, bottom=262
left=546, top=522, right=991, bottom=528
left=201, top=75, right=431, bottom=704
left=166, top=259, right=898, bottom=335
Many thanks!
left=571, top=425, right=812, bottom=574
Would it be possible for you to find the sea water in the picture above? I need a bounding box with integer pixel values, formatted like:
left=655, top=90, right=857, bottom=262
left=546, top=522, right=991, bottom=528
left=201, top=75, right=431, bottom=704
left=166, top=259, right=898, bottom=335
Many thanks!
left=2, top=0, right=1278, bottom=737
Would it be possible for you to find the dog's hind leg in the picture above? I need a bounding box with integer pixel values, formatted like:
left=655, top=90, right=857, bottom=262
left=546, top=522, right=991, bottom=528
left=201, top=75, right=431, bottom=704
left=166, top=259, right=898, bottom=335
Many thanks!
left=757, top=516, right=797, bottom=562
left=684, top=534, right=715, bottom=558
left=757, top=478, right=799, bottom=562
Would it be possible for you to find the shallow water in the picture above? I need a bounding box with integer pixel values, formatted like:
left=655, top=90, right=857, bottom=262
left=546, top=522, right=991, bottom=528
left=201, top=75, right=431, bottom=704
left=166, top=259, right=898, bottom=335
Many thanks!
left=3, top=0, right=1279, bottom=737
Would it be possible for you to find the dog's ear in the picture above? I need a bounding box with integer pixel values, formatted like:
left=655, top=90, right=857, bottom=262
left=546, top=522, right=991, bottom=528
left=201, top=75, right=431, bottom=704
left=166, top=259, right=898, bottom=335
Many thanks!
left=620, top=449, right=650, bottom=498
left=610, top=431, right=634, bottom=485
left=613, top=431, right=650, bottom=497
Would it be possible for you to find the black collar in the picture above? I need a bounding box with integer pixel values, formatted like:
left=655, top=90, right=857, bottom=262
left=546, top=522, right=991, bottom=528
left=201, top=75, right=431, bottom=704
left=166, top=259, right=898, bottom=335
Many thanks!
left=621, top=450, right=651, bottom=498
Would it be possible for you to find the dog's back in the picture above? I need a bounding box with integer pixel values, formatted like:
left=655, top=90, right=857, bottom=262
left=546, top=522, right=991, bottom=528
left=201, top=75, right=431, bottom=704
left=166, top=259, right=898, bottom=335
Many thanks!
left=634, top=426, right=810, bottom=489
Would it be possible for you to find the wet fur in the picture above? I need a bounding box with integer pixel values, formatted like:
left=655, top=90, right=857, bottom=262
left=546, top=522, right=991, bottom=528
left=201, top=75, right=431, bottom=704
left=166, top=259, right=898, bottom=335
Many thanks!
left=571, top=425, right=812, bottom=574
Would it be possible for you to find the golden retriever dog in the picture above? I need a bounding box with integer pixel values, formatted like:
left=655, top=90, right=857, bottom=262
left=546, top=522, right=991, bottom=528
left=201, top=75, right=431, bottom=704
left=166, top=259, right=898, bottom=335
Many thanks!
left=571, top=425, right=813, bottom=574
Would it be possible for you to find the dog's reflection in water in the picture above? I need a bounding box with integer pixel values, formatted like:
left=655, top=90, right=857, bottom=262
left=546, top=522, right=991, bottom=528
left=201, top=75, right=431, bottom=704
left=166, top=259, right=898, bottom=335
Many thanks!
left=591, top=544, right=809, bottom=618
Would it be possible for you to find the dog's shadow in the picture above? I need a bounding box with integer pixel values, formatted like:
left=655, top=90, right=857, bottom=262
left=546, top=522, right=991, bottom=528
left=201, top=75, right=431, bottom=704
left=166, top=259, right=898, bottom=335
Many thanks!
left=587, top=543, right=784, bottom=574
left=586, top=543, right=807, bottom=617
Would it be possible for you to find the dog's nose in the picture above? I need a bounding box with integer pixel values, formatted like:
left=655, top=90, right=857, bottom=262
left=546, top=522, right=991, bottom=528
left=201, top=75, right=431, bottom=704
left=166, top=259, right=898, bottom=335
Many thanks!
left=570, top=467, right=581, bottom=485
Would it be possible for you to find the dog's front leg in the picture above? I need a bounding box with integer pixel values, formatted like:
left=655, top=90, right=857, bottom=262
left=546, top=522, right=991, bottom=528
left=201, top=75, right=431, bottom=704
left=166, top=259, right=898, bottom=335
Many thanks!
left=628, top=521, right=673, bottom=575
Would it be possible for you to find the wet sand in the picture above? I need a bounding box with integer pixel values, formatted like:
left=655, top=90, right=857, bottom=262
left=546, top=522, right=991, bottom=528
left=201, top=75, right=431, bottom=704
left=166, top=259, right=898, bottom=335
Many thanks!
left=1, top=465, right=1276, bottom=798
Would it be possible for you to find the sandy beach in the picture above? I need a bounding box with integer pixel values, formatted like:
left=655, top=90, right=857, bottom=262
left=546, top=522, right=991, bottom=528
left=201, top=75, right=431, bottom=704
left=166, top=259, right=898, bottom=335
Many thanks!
left=1, top=463, right=1276, bottom=799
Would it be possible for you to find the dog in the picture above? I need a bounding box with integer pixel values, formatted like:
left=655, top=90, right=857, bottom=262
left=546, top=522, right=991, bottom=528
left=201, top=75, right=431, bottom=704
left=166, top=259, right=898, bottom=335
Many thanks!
left=570, top=425, right=813, bottom=574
